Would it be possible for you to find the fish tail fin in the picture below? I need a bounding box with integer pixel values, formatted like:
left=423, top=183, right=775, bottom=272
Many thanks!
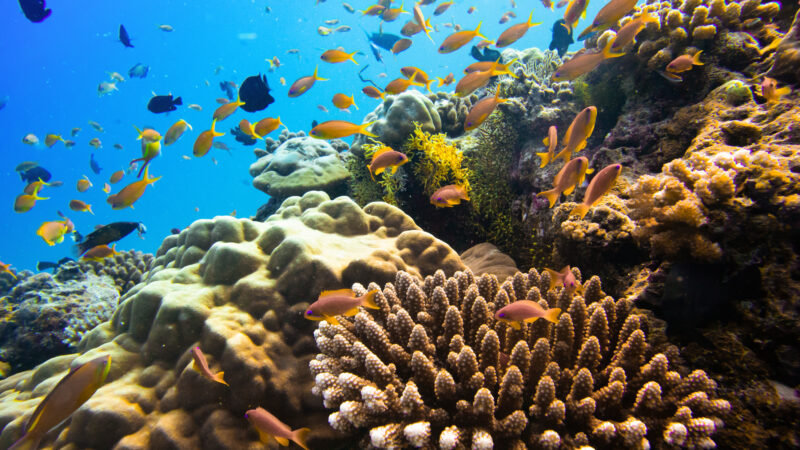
left=313, top=65, right=329, bottom=81
left=215, top=371, right=228, bottom=386
left=555, top=148, right=571, bottom=164
left=544, top=308, right=562, bottom=324
left=536, top=152, right=551, bottom=168
left=542, top=136, right=550, bottom=147
left=570, top=202, right=590, bottom=219
left=693, top=50, right=704, bottom=65
left=362, top=289, right=381, bottom=309
left=425, top=79, right=434, bottom=92
left=424, top=19, right=434, bottom=42
left=325, top=315, right=341, bottom=326
left=368, top=165, right=376, bottom=181
left=173, top=97, right=182, bottom=105
left=348, top=52, right=359, bottom=65
left=293, top=428, right=311, bottom=450
left=359, top=121, right=378, bottom=137
left=537, top=189, right=560, bottom=208
left=436, top=77, right=445, bottom=87
left=87, top=204, right=94, bottom=215
left=544, top=268, right=561, bottom=290
left=184, top=120, right=193, bottom=130
left=133, top=125, right=143, bottom=140
left=474, top=21, right=487, bottom=40
left=602, top=38, right=624, bottom=59
left=8, top=433, right=42, bottom=450
left=776, top=86, right=791, bottom=97
left=353, top=100, right=359, bottom=110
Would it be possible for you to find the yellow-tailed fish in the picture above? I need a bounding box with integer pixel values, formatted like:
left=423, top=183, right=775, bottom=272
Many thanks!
left=384, top=70, right=424, bottom=95
left=310, top=120, right=377, bottom=139
left=496, top=12, right=543, bottom=47
left=191, top=347, right=228, bottom=386
left=82, top=244, right=118, bottom=261
left=439, top=22, right=488, bottom=53
left=332, top=93, right=358, bottom=110
left=437, top=73, right=455, bottom=86
left=14, top=193, right=48, bottom=213
left=544, top=265, right=583, bottom=294
left=106, top=166, right=161, bottom=210
left=254, top=117, right=284, bottom=137
left=536, top=156, right=593, bottom=207
left=367, top=146, right=409, bottom=180
left=212, top=98, right=246, bottom=121
left=494, top=300, right=561, bottom=330
left=464, top=58, right=518, bottom=75
left=44, top=134, right=64, bottom=148
left=23, top=179, right=51, bottom=195
left=578, top=0, right=638, bottom=40
left=193, top=121, right=225, bottom=157
left=537, top=125, right=558, bottom=167
left=382, top=2, right=408, bottom=22
left=288, top=66, right=328, bottom=97
left=361, top=4, right=386, bottom=16
left=570, top=163, right=622, bottom=218
left=0, top=261, right=16, bottom=280
left=434, top=1, right=454, bottom=15
left=430, top=185, right=470, bottom=207
left=666, top=51, right=703, bottom=73
left=245, top=407, right=310, bottom=450
left=464, top=90, right=508, bottom=131
left=412, top=4, right=434, bottom=42
left=362, top=85, right=385, bottom=99
left=608, top=10, right=660, bottom=53
left=563, top=0, right=589, bottom=32
left=109, top=170, right=124, bottom=184
left=400, top=66, right=436, bottom=91
left=164, top=119, right=192, bottom=145
left=131, top=127, right=163, bottom=178
left=392, top=38, right=413, bottom=54
left=69, top=199, right=93, bottom=214
left=552, top=106, right=597, bottom=163
left=8, top=355, right=110, bottom=450
left=36, top=220, right=68, bottom=245
left=103, top=182, right=111, bottom=193
left=552, top=40, right=622, bottom=81
left=239, top=119, right=259, bottom=138
left=455, top=61, right=507, bottom=97
left=77, top=175, right=92, bottom=193
left=321, top=49, right=359, bottom=64
left=761, top=77, right=791, bottom=102
left=304, top=289, right=380, bottom=325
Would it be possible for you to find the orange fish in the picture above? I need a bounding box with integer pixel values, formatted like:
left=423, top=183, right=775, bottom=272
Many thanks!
left=23, top=179, right=51, bottom=195
left=332, top=93, right=358, bottom=110
left=536, top=156, right=593, bottom=207
left=496, top=12, right=542, bottom=47
left=401, top=19, right=423, bottom=36
left=608, top=10, right=660, bottom=53
left=464, top=91, right=508, bottom=131
left=361, top=4, right=386, bottom=16
left=464, top=59, right=518, bottom=75
left=362, top=85, right=385, bottom=99
left=399, top=67, right=435, bottom=91
left=570, top=163, right=622, bottom=219
left=109, top=170, right=124, bottom=184
left=245, top=407, right=310, bottom=450
left=212, top=99, right=246, bottom=121
left=288, top=66, right=328, bottom=97
left=552, top=41, right=622, bottom=81
left=193, top=121, right=225, bottom=157
left=439, top=22, right=488, bottom=53
left=106, top=166, right=161, bottom=210
left=367, top=146, right=409, bottom=180
left=76, top=176, right=92, bottom=193
left=310, top=120, right=377, bottom=139
left=761, top=77, right=791, bottom=102
left=382, top=2, right=408, bottom=21
left=384, top=71, right=425, bottom=95
left=69, top=199, right=93, bottom=214
left=36, top=220, right=69, bottom=245
left=82, top=244, right=118, bottom=261
left=0, top=261, right=16, bottom=280
left=131, top=126, right=163, bottom=178
left=164, top=119, right=192, bottom=145
left=537, top=125, right=558, bottom=167
left=666, top=51, right=703, bottom=74
left=494, top=300, right=561, bottom=329
left=544, top=266, right=583, bottom=294
left=563, top=0, right=589, bottom=32
left=254, top=117, right=284, bottom=137
left=304, top=288, right=380, bottom=325
left=455, top=61, right=508, bottom=97
left=190, top=347, right=228, bottom=386
left=14, top=193, right=48, bottom=213
left=437, top=73, right=455, bottom=86
left=578, top=0, right=638, bottom=40
left=430, top=185, right=470, bottom=207
left=321, top=49, right=359, bottom=64
left=239, top=119, right=258, bottom=138
left=552, top=106, right=597, bottom=164
left=391, top=38, right=413, bottom=54
left=412, top=4, right=435, bottom=42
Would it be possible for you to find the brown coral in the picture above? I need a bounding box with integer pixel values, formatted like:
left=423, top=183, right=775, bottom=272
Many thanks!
left=311, top=268, right=729, bottom=448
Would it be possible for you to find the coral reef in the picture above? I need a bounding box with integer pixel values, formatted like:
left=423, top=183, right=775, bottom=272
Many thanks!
left=0, top=191, right=465, bottom=449
left=765, top=6, right=800, bottom=83
left=0, top=271, right=119, bottom=374
left=460, top=243, right=519, bottom=281
left=426, top=92, right=477, bottom=137
left=312, top=268, right=730, bottom=448
left=70, top=250, right=153, bottom=295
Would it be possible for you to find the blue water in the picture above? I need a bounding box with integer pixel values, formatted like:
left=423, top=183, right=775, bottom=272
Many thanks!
left=0, top=0, right=606, bottom=271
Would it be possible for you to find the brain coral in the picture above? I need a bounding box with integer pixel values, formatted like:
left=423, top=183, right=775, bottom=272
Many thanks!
left=311, top=268, right=730, bottom=448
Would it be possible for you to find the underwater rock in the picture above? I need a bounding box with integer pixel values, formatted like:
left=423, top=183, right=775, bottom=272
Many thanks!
left=460, top=243, right=519, bottom=281
left=426, top=91, right=477, bottom=137
left=69, top=250, right=154, bottom=296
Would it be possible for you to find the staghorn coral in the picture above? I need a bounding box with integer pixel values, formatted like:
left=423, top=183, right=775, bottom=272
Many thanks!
left=312, top=268, right=730, bottom=448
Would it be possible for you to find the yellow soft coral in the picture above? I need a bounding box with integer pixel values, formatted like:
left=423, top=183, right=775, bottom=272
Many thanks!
left=404, top=123, right=471, bottom=196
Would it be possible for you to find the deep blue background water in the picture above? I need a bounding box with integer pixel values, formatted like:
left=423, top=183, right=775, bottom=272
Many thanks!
left=0, top=0, right=606, bottom=271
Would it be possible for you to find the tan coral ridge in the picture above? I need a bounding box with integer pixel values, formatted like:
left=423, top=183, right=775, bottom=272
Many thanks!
left=311, top=267, right=730, bottom=448
left=0, top=191, right=465, bottom=449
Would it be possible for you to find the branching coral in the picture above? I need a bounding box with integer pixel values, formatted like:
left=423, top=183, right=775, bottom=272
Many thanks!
left=311, top=268, right=730, bottom=448
left=69, top=250, right=153, bottom=295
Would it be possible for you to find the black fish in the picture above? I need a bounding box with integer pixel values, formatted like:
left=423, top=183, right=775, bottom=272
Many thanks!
left=231, top=127, right=257, bottom=145
left=220, top=81, right=236, bottom=101
left=170, top=228, right=181, bottom=234
left=238, top=75, right=275, bottom=113
left=19, top=166, right=51, bottom=184
left=36, top=257, right=74, bottom=272
left=90, top=153, right=102, bottom=174
left=18, top=0, right=51, bottom=23
left=0, top=96, right=7, bottom=110
left=147, top=94, right=182, bottom=114
left=470, top=46, right=501, bottom=62
left=311, top=120, right=319, bottom=129
left=365, top=29, right=402, bottom=51
left=73, top=222, right=145, bottom=256
left=128, top=63, right=149, bottom=79
left=549, top=19, right=574, bottom=57
left=119, top=24, right=134, bottom=48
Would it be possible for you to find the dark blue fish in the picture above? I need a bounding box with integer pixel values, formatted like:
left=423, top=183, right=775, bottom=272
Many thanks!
left=90, top=153, right=102, bottom=174
left=147, top=94, right=181, bottom=113
left=238, top=75, right=274, bottom=113
left=73, top=222, right=144, bottom=256
left=0, top=96, right=7, bottom=111
left=128, top=63, right=149, bottom=79
left=36, top=257, right=74, bottom=272
left=18, top=0, right=51, bottom=23
left=366, top=31, right=401, bottom=51
left=220, top=81, right=236, bottom=101
left=549, top=19, right=574, bottom=56
left=470, top=46, right=502, bottom=62
left=119, top=24, right=134, bottom=48
left=231, top=127, right=257, bottom=145
left=19, top=166, right=51, bottom=183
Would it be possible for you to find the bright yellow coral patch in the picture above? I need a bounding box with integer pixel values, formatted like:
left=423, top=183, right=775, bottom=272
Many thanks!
left=405, top=123, right=471, bottom=197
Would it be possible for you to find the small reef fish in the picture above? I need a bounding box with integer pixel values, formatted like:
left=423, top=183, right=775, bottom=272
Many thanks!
left=439, top=23, right=488, bottom=53
left=245, top=407, right=310, bottom=450
left=81, top=244, right=118, bottom=261
left=89, top=138, right=102, bottom=149
left=103, top=183, right=111, bottom=193
left=325, top=19, right=340, bottom=25
left=36, top=219, right=69, bottom=245
left=97, top=81, right=118, bottom=96
left=544, top=266, right=583, bottom=294
left=69, top=199, right=93, bottom=214
left=412, top=4, right=434, bottom=42
left=464, top=59, right=517, bottom=75
left=382, top=3, right=409, bottom=22
left=288, top=66, right=328, bottom=97
left=321, top=49, right=358, bottom=64
left=401, top=19, right=423, bottom=36
left=254, top=117, right=284, bottom=137
left=343, top=3, right=355, bottom=13
left=110, top=170, right=124, bottom=184
left=334, top=25, right=351, bottom=33
left=496, top=12, right=543, bottom=48
left=106, top=167, right=161, bottom=210
left=578, top=0, right=638, bottom=40
left=563, top=0, right=589, bottom=33
left=113, top=143, right=124, bottom=150
left=158, top=24, right=174, bottom=32
left=430, top=185, right=470, bottom=207
left=553, top=106, right=597, bottom=163
left=467, top=6, right=477, bottom=14
left=212, top=99, right=245, bottom=121
left=384, top=73, right=424, bottom=95
left=71, top=127, right=81, bottom=136
left=88, top=120, right=104, bottom=132
left=570, top=163, right=622, bottom=219
left=362, top=86, right=385, bottom=99
left=191, top=347, right=228, bottom=386
left=14, top=193, right=48, bottom=213
left=8, top=355, right=111, bottom=450
left=23, top=179, right=50, bottom=195
left=239, top=119, right=258, bottom=138
left=128, top=63, right=149, bottom=79
left=318, top=26, right=332, bottom=36
left=552, top=41, right=622, bottom=81
left=666, top=51, right=704, bottom=73
left=164, top=119, right=192, bottom=145
left=0, top=261, right=16, bottom=279
left=73, top=222, right=145, bottom=256
left=304, top=289, right=380, bottom=325
left=367, top=146, right=409, bottom=180
left=44, top=134, right=64, bottom=147
left=760, top=77, right=791, bottom=102
left=392, top=38, right=413, bottom=54
left=107, top=72, right=125, bottom=82
left=434, top=1, right=454, bottom=15
left=310, top=120, right=377, bottom=139
left=147, top=94, right=182, bottom=114
left=608, top=10, right=660, bottom=53
left=77, top=176, right=92, bottom=192
left=537, top=156, right=593, bottom=207
left=188, top=104, right=202, bottom=111
left=400, top=67, right=436, bottom=91
left=132, top=127, right=162, bottom=177
left=332, top=93, right=358, bottom=110
left=361, top=5, right=386, bottom=16
left=437, top=73, right=455, bottom=86
left=194, top=121, right=225, bottom=157
left=464, top=91, right=508, bottom=131
left=22, top=134, right=39, bottom=145
left=119, top=24, right=134, bottom=48
left=455, top=61, right=507, bottom=97
left=494, top=300, right=562, bottom=329
left=537, top=125, right=558, bottom=167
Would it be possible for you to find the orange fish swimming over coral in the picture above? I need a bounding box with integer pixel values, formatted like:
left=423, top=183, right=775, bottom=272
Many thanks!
left=570, top=163, right=622, bottom=219
left=494, top=300, right=562, bottom=330
left=191, top=346, right=228, bottom=386
left=304, top=288, right=380, bottom=325
left=367, top=146, right=409, bottom=180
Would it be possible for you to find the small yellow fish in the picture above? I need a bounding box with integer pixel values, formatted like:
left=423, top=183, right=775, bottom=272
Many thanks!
left=367, top=146, right=409, bottom=180
left=23, top=179, right=51, bottom=195
left=439, top=22, right=488, bottom=53
left=760, top=77, right=791, bottom=102
left=36, top=220, right=68, bottom=245
left=332, top=93, right=358, bottom=110
left=193, top=121, right=225, bottom=157
left=321, top=49, right=358, bottom=64
left=496, top=12, right=542, bottom=47
left=82, top=244, right=118, bottom=261
left=552, top=106, right=597, bottom=164
left=430, top=185, right=470, bottom=207
left=14, top=193, right=48, bottom=213
left=304, top=289, right=380, bottom=325
left=570, top=163, right=622, bottom=219
left=106, top=166, right=161, bottom=209
left=190, top=347, right=228, bottom=386
left=464, top=91, right=508, bottom=131
left=254, top=117, right=284, bottom=137
left=213, top=99, right=246, bottom=121
left=310, top=120, right=377, bottom=140
left=536, top=156, right=593, bottom=207
left=44, top=134, right=65, bottom=147
left=69, top=199, right=93, bottom=214
left=666, top=51, right=703, bottom=74
left=288, top=66, right=328, bottom=97
left=537, top=125, right=558, bottom=167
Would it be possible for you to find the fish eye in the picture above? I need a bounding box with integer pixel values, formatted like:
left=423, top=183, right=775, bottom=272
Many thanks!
left=498, top=312, right=505, bottom=318
left=306, top=309, right=314, bottom=315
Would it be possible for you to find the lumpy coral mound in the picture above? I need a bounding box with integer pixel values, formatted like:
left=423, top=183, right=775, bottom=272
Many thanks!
left=311, top=268, right=730, bottom=449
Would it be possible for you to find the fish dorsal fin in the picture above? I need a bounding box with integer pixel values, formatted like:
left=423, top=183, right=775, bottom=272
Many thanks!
left=372, top=146, right=392, bottom=158
left=320, top=288, right=354, bottom=298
